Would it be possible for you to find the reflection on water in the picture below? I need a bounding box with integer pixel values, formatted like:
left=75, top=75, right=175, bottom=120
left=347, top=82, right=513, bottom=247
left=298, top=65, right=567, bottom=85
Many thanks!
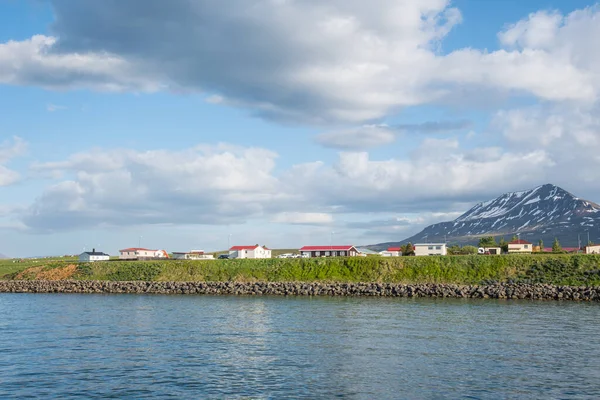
left=0, top=294, right=598, bottom=399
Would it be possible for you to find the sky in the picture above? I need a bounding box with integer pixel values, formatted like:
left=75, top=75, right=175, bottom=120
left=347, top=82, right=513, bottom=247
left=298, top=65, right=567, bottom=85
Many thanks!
left=1, top=0, right=600, bottom=257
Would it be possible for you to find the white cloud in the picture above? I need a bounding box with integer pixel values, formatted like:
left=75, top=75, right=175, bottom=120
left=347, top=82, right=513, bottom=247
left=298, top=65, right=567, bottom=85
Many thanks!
left=0, top=136, right=27, bottom=186
left=1, top=2, right=598, bottom=124
left=0, top=35, right=161, bottom=92
left=16, top=138, right=558, bottom=233
left=492, top=104, right=600, bottom=187
left=272, top=212, right=333, bottom=225
left=23, top=145, right=288, bottom=231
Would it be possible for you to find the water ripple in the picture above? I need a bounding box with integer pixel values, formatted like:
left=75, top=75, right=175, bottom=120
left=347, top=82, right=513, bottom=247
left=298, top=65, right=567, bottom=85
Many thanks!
left=0, top=294, right=599, bottom=399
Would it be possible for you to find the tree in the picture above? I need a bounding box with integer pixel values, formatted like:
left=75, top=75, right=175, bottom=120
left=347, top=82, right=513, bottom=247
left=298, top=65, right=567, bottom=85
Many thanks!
left=447, top=245, right=461, bottom=255
left=511, top=235, right=519, bottom=242
left=552, top=237, right=562, bottom=253
left=498, top=237, right=508, bottom=253
left=538, top=239, right=544, bottom=251
left=478, top=236, right=497, bottom=248
left=462, top=245, right=478, bottom=255
left=402, top=243, right=415, bottom=256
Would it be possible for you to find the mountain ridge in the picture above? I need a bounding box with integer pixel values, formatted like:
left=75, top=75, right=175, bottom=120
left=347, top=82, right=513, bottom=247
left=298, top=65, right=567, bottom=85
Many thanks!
left=370, top=184, right=600, bottom=250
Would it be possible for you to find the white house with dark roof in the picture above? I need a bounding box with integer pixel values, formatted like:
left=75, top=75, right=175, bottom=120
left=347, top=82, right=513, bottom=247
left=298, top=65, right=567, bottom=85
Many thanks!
left=299, top=245, right=359, bottom=258
left=229, top=245, right=271, bottom=259
left=79, top=249, right=110, bottom=262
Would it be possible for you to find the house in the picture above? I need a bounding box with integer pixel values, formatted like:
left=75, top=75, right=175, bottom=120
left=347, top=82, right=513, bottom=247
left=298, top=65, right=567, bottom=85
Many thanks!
left=229, top=245, right=271, bottom=259
left=380, top=247, right=402, bottom=257
left=414, top=243, right=447, bottom=256
left=79, top=248, right=110, bottom=262
left=508, top=239, right=532, bottom=253
left=478, top=247, right=502, bottom=255
left=299, top=245, right=359, bottom=258
left=119, top=248, right=169, bottom=260
left=585, top=245, right=600, bottom=254
left=172, top=250, right=215, bottom=260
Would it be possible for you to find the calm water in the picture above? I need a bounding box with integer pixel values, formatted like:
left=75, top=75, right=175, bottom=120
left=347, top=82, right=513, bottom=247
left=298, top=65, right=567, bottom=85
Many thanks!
left=0, top=294, right=599, bottom=399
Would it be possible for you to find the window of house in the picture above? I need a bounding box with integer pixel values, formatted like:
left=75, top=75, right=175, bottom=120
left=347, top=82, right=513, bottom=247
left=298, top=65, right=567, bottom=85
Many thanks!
left=428, top=246, right=434, bottom=250
left=340, top=251, right=346, bottom=256
left=524, top=245, right=529, bottom=249
left=436, top=246, right=441, bottom=250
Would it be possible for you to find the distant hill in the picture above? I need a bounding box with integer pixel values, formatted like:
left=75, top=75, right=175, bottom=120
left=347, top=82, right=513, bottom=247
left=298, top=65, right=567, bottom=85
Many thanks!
left=370, top=184, right=600, bottom=250
left=0, top=253, right=8, bottom=259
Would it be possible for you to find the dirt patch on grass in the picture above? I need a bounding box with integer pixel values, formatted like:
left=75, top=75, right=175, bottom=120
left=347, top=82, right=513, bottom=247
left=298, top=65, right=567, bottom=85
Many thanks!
left=15, top=264, right=78, bottom=280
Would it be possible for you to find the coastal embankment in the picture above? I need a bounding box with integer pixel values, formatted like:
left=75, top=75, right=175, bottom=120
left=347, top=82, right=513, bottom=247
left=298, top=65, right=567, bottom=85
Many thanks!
left=0, top=280, right=599, bottom=300
left=2, top=254, right=600, bottom=299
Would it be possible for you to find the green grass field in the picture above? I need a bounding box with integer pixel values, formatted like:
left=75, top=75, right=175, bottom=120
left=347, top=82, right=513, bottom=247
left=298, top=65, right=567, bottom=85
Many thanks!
left=2, top=253, right=600, bottom=286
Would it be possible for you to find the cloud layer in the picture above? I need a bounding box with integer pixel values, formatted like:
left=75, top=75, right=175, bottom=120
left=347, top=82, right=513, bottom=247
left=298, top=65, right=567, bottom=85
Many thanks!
left=2, top=2, right=600, bottom=244
left=0, top=137, right=27, bottom=187
left=1, top=2, right=598, bottom=124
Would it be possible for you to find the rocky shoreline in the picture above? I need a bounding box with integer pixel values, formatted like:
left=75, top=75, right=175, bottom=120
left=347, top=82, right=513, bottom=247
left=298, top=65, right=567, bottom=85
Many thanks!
left=0, top=280, right=599, bottom=300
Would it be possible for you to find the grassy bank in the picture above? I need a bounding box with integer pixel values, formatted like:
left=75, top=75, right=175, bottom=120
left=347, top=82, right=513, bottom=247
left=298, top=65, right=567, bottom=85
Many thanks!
left=2, top=254, right=600, bottom=286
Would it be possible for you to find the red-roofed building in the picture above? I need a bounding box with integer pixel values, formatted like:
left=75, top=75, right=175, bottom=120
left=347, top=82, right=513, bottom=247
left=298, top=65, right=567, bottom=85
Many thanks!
left=543, top=247, right=581, bottom=253
left=299, top=245, right=359, bottom=258
left=229, top=245, right=271, bottom=259
left=380, top=247, right=402, bottom=257
left=508, top=239, right=532, bottom=254
left=119, top=248, right=169, bottom=260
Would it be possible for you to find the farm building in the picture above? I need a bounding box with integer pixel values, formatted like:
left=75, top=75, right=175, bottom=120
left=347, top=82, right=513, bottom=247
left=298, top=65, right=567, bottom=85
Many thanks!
left=119, top=248, right=169, bottom=260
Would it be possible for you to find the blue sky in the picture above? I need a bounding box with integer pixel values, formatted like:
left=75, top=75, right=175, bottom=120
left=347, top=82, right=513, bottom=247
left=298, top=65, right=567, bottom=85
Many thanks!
left=1, top=0, right=600, bottom=257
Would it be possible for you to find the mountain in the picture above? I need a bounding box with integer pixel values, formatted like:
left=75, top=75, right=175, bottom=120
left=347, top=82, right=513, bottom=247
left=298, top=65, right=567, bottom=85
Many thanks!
left=371, top=184, right=600, bottom=250
left=0, top=253, right=8, bottom=259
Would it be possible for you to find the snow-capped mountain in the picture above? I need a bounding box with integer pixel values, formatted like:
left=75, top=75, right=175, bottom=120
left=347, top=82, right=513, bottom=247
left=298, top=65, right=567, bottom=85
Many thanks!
left=372, top=184, right=600, bottom=249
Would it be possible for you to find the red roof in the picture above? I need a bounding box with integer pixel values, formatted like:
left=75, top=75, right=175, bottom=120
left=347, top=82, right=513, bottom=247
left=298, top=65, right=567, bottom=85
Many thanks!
left=299, top=245, right=356, bottom=251
left=119, top=247, right=157, bottom=252
left=387, top=247, right=402, bottom=252
left=543, top=247, right=580, bottom=252
left=508, top=239, right=532, bottom=245
left=230, top=245, right=259, bottom=251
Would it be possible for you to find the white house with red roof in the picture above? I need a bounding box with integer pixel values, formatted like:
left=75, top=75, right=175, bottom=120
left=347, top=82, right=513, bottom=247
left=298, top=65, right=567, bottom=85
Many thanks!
left=299, top=245, right=359, bottom=258
left=119, top=247, right=169, bottom=260
left=507, top=239, right=532, bottom=253
left=380, top=247, right=402, bottom=257
left=229, top=245, right=271, bottom=259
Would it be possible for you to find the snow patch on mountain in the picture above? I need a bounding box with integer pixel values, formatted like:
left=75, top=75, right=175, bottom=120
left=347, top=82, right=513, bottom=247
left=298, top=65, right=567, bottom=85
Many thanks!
left=371, top=184, right=600, bottom=249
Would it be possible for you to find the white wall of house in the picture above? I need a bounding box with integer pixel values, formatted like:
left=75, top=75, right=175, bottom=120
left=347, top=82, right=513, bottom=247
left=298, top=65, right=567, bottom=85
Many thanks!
left=119, top=249, right=164, bottom=260
left=508, top=243, right=532, bottom=253
left=78, top=253, right=110, bottom=262
left=380, top=250, right=401, bottom=257
left=230, top=246, right=272, bottom=259
left=414, top=244, right=447, bottom=256
left=585, top=245, right=600, bottom=254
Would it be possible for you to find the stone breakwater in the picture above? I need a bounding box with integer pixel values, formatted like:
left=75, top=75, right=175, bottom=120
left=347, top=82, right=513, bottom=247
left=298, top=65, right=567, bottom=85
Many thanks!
left=0, top=280, right=599, bottom=300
